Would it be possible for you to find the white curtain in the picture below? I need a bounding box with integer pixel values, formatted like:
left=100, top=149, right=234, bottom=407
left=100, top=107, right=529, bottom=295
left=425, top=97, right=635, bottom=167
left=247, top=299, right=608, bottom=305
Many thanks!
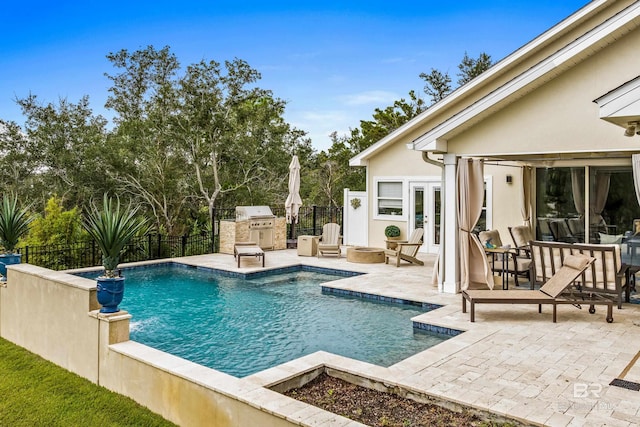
left=520, top=166, right=532, bottom=227
left=633, top=154, right=640, bottom=207
left=571, top=168, right=585, bottom=216
left=590, top=171, right=610, bottom=229
left=457, top=158, right=493, bottom=290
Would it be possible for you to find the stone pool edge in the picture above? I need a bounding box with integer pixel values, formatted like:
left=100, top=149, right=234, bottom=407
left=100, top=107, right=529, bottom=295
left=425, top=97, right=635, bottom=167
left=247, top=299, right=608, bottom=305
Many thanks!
left=59, top=257, right=511, bottom=426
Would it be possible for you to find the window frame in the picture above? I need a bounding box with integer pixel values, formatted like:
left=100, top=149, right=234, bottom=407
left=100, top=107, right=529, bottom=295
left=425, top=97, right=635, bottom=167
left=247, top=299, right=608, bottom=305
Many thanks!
left=374, top=177, right=405, bottom=220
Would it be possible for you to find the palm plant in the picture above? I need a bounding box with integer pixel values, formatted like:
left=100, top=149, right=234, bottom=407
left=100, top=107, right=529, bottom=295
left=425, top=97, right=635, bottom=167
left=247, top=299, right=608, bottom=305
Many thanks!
left=83, top=195, right=149, bottom=278
left=0, top=194, right=34, bottom=254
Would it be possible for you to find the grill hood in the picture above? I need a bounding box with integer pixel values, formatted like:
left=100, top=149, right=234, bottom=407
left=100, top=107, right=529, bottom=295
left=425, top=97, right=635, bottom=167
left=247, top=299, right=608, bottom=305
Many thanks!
left=235, top=206, right=275, bottom=221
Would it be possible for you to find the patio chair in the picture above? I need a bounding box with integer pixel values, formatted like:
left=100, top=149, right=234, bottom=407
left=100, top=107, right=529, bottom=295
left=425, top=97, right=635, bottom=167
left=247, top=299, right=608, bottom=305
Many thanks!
left=479, top=229, right=532, bottom=288
left=462, top=254, right=614, bottom=323
left=317, top=223, right=342, bottom=257
left=384, top=228, right=424, bottom=267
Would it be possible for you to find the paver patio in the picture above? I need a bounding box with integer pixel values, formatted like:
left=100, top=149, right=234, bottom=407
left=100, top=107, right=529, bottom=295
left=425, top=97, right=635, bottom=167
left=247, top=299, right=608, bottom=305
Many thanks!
left=170, top=248, right=640, bottom=426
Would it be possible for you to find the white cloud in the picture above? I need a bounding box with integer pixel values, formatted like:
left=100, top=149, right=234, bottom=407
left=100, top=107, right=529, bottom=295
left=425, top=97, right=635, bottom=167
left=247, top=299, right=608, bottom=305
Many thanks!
left=339, top=90, right=398, bottom=106
left=286, top=108, right=359, bottom=152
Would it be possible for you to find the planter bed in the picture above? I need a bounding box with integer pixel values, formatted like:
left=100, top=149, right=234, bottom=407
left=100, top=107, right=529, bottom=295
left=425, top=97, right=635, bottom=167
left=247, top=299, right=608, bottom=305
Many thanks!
left=271, top=367, right=532, bottom=427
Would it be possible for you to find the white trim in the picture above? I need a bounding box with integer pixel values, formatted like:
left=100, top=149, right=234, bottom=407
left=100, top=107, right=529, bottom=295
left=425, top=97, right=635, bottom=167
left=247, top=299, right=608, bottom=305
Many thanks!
left=594, top=76, right=640, bottom=127
left=484, top=176, right=494, bottom=232
left=349, top=0, right=611, bottom=166
left=373, top=177, right=406, bottom=220
left=413, top=2, right=640, bottom=150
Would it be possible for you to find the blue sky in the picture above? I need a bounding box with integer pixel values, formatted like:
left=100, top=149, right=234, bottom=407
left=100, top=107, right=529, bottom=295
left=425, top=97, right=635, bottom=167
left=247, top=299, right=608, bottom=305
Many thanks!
left=1, top=1, right=589, bottom=151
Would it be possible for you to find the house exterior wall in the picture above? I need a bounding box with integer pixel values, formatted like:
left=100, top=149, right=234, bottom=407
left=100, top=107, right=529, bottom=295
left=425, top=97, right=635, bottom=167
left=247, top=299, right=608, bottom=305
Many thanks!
left=364, top=141, right=525, bottom=249
left=366, top=142, right=442, bottom=248
left=448, top=27, right=640, bottom=157
left=441, top=27, right=640, bottom=240
left=485, top=167, right=525, bottom=246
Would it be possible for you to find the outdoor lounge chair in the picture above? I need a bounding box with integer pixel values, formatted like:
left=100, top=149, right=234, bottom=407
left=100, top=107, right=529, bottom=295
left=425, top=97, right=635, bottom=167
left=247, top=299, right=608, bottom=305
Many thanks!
left=317, top=223, right=342, bottom=257
left=234, top=243, right=265, bottom=268
left=384, top=228, right=424, bottom=267
left=479, top=229, right=532, bottom=288
left=462, top=254, right=614, bottom=323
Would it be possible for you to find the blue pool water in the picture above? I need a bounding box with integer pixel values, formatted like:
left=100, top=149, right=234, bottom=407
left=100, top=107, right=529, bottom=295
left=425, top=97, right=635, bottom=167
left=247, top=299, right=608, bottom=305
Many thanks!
left=86, top=264, right=449, bottom=377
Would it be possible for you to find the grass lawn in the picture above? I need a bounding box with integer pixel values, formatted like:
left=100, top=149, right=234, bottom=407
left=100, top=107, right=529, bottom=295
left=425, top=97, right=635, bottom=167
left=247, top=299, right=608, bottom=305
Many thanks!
left=0, top=337, right=176, bottom=426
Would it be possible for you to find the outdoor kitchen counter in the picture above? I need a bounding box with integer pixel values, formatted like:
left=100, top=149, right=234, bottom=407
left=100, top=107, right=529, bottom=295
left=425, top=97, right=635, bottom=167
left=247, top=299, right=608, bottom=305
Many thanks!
left=219, top=218, right=287, bottom=254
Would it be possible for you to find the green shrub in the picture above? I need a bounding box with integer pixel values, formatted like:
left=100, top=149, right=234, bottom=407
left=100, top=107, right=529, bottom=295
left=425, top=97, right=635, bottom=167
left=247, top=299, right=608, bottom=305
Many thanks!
left=384, top=225, right=401, bottom=238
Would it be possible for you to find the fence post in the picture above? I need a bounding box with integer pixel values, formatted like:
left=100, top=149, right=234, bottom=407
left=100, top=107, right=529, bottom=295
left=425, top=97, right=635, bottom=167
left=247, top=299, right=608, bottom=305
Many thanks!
left=212, top=207, right=217, bottom=253
left=157, top=234, right=162, bottom=258
left=312, top=205, right=317, bottom=236
left=148, top=234, right=152, bottom=260
left=181, top=235, right=187, bottom=257
left=24, top=246, right=28, bottom=264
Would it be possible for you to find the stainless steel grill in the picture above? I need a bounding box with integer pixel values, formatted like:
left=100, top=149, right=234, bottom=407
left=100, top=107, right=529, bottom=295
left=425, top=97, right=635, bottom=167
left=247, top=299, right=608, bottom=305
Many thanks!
left=235, top=206, right=275, bottom=250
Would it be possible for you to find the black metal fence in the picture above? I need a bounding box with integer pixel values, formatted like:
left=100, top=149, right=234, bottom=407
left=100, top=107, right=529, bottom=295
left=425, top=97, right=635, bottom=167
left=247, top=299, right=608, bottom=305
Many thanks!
left=18, top=205, right=343, bottom=271
left=20, top=232, right=216, bottom=271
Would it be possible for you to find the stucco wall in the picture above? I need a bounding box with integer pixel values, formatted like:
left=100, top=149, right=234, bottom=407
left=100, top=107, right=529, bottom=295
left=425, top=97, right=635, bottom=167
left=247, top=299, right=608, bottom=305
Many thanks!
left=367, top=142, right=443, bottom=248
left=101, top=342, right=298, bottom=427
left=0, top=264, right=101, bottom=382
left=449, top=28, right=640, bottom=156
left=487, top=168, right=526, bottom=246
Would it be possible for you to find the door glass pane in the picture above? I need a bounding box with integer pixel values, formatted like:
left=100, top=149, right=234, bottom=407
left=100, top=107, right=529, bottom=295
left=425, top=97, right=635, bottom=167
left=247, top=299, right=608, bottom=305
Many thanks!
left=414, top=187, right=424, bottom=230
left=433, top=187, right=441, bottom=245
left=589, top=166, right=640, bottom=246
left=473, top=185, right=488, bottom=234
left=535, top=167, right=584, bottom=243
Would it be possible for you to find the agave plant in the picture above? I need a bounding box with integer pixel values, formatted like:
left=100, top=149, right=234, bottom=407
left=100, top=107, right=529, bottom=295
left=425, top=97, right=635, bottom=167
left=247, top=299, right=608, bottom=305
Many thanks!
left=0, top=194, right=34, bottom=254
left=83, top=195, right=149, bottom=278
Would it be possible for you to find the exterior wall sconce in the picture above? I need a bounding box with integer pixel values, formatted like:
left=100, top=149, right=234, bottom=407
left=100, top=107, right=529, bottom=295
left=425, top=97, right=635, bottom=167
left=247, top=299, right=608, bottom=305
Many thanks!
left=506, top=175, right=513, bottom=184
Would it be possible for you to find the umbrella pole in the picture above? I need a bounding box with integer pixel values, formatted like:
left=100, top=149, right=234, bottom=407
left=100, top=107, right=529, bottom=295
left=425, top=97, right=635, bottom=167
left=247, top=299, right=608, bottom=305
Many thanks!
left=287, top=218, right=298, bottom=249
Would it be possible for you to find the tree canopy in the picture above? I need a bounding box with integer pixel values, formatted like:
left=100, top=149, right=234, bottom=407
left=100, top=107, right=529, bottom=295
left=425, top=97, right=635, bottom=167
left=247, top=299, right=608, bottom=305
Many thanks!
left=0, top=47, right=493, bottom=236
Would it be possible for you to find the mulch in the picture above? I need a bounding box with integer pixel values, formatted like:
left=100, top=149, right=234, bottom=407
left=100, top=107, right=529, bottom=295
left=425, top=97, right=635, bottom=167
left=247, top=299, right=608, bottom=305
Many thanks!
left=282, top=372, right=516, bottom=427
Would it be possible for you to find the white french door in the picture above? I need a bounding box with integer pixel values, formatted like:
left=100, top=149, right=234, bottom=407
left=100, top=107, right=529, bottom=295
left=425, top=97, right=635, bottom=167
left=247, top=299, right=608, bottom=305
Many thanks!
left=409, top=182, right=441, bottom=253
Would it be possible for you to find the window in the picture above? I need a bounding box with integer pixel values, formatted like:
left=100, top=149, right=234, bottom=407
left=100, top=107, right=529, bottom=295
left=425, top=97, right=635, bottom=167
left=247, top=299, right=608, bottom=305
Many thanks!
left=473, top=181, right=490, bottom=234
left=376, top=181, right=403, bottom=216
left=535, top=166, right=640, bottom=244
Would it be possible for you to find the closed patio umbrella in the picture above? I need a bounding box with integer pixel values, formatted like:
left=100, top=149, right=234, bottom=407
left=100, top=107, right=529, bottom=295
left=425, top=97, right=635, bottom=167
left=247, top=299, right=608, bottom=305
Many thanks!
left=285, top=155, right=303, bottom=242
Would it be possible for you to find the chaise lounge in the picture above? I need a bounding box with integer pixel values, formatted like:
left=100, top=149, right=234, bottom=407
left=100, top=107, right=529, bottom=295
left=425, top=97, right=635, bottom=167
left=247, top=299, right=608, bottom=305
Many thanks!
left=462, top=254, right=614, bottom=323
left=234, top=242, right=265, bottom=268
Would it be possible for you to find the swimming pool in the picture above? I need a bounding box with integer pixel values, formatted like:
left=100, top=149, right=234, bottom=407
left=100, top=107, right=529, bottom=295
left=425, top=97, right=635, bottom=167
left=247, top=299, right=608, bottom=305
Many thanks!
left=83, top=264, right=450, bottom=377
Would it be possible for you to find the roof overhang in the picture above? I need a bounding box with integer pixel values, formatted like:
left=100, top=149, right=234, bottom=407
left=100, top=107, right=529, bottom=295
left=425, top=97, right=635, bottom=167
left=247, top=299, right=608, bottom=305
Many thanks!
left=412, top=2, right=640, bottom=151
left=593, top=76, right=640, bottom=135
left=348, top=0, right=614, bottom=166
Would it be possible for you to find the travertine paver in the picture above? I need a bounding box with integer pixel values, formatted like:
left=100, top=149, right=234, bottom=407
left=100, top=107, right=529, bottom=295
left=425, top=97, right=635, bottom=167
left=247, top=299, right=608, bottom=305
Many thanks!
left=176, top=248, right=640, bottom=426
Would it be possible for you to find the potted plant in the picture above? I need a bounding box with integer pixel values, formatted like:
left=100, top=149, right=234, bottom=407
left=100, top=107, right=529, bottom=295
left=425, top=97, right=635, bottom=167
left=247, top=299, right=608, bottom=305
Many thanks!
left=384, top=225, right=401, bottom=250
left=0, top=194, right=34, bottom=281
left=83, top=195, right=148, bottom=313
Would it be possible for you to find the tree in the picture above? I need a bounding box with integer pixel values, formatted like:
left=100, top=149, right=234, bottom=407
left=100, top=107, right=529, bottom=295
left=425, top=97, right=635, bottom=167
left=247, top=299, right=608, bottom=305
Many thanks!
left=105, top=46, right=193, bottom=234
left=457, top=52, right=493, bottom=86
left=419, top=52, right=493, bottom=104
left=0, top=120, right=36, bottom=198
left=324, top=52, right=494, bottom=200
left=419, top=69, right=452, bottom=105
left=14, top=95, right=109, bottom=208
left=105, top=46, right=308, bottom=233
left=175, top=56, right=305, bottom=224
left=22, top=196, right=88, bottom=246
